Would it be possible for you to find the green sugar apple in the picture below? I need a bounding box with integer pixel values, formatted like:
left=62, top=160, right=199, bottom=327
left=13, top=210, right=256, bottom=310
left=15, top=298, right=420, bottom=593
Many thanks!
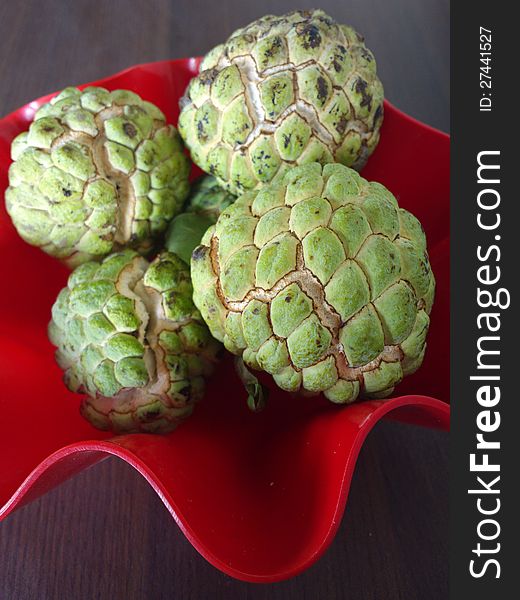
left=191, top=162, right=434, bottom=403
left=183, top=174, right=236, bottom=219
left=179, top=9, right=384, bottom=195
left=165, top=175, right=236, bottom=264
left=49, top=249, right=219, bottom=433
left=6, top=87, right=190, bottom=267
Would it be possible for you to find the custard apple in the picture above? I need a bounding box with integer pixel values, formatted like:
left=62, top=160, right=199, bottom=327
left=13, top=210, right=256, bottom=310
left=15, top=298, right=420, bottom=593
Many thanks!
left=48, top=249, right=219, bottom=433
left=191, top=162, right=434, bottom=403
left=179, top=9, right=383, bottom=195
left=6, top=87, right=190, bottom=267
left=183, top=174, right=236, bottom=219
left=165, top=175, right=235, bottom=263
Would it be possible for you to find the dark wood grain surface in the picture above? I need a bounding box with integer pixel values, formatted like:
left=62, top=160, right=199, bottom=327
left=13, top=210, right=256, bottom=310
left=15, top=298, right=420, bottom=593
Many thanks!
left=0, top=1, right=449, bottom=599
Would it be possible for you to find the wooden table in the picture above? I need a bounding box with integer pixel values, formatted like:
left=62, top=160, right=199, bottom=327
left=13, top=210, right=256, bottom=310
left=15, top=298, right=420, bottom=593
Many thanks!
left=0, top=1, right=449, bottom=598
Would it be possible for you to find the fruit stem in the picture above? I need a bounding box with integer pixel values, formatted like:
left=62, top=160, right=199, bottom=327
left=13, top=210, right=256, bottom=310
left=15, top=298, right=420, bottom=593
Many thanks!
left=234, top=356, right=268, bottom=412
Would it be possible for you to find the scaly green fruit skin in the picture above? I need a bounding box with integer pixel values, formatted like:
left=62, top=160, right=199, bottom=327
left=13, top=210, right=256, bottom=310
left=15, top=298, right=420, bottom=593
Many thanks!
left=191, top=162, right=435, bottom=404
left=48, top=249, right=220, bottom=433
left=184, top=175, right=236, bottom=220
left=6, top=87, right=190, bottom=267
left=179, top=9, right=383, bottom=195
left=165, top=175, right=236, bottom=263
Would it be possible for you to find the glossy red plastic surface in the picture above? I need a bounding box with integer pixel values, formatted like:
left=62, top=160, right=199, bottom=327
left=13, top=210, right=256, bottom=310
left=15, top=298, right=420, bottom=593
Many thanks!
left=0, top=59, right=449, bottom=582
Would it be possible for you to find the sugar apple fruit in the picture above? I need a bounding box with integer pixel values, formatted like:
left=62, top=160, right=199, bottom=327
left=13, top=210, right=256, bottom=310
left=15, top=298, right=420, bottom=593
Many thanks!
left=6, top=87, right=190, bottom=267
left=191, top=162, right=434, bottom=403
left=178, top=9, right=383, bottom=196
left=48, top=249, right=219, bottom=433
left=165, top=175, right=236, bottom=263
left=183, top=174, right=236, bottom=219
left=165, top=175, right=236, bottom=264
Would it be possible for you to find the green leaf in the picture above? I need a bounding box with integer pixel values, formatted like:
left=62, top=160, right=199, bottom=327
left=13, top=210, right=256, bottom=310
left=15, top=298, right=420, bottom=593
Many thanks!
left=165, top=212, right=214, bottom=265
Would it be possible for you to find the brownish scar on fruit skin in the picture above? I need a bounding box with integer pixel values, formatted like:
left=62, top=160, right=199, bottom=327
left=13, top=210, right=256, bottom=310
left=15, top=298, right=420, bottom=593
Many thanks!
left=123, top=122, right=137, bottom=138
left=296, top=23, right=322, bottom=49
left=316, top=77, right=329, bottom=103
left=355, top=78, right=373, bottom=110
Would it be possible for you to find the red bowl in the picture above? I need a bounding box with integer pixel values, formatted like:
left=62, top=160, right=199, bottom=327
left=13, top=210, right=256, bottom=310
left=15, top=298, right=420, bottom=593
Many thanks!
left=0, top=58, right=449, bottom=582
